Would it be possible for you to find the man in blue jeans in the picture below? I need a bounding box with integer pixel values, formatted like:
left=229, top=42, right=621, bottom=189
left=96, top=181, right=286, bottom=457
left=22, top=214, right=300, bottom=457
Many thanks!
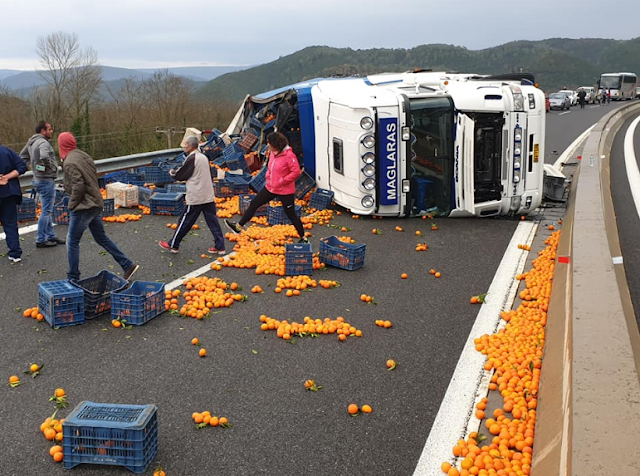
left=58, top=132, right=139, bottom=282
left=0, top=141, right=28, bottom=262
left=19, top=121, right=65, bottom=248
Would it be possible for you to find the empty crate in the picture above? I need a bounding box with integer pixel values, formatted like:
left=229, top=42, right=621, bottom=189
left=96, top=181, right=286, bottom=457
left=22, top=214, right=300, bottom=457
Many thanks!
left=72, top=270, right=128, bottom=320
left=309, top=188, right=334, bottom=210
left=111, top=281, right=165, bottom=326
left=319, top=236, right=366, bottom=271
left=38, top=280, right=85, bottom=328
left=285, top=243, right=313, bottom=276
left=62, top=401, right=158, bottom=474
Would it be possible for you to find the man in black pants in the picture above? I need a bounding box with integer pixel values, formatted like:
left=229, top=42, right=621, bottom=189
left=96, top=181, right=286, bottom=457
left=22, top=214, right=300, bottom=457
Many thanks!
left=159, top=136, right=226, bottom=254
left=577, top=88, right=587, bottom=109
left=225, top=132, right=307, bottom=242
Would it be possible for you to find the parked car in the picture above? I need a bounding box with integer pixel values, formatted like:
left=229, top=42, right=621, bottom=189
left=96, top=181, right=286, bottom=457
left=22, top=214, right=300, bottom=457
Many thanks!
left=549, top=92, right=571, bottom=110
left=558, top=90, right=577, bottom=106
left=636, top=86, right=640, bottom=99
left=578, top=87, right=596, bottom=104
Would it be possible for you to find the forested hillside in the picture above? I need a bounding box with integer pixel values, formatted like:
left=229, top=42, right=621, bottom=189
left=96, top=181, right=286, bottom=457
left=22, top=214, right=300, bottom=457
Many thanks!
left=196, top=38, right=640, bottom=103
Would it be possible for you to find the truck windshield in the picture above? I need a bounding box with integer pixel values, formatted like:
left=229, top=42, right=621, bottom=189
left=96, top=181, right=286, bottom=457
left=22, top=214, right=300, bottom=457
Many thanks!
left=600, top=76, right=621, bottom=89
left=408, top=97, right=454, bottom=215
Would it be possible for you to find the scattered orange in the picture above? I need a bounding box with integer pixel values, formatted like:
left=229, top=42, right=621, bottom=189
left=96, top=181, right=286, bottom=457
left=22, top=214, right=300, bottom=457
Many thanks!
left=199, top=348, right=207, bottom=357
left=347, top=404, right=359, bottom=415
left=361, top=404, right=372, bottom=413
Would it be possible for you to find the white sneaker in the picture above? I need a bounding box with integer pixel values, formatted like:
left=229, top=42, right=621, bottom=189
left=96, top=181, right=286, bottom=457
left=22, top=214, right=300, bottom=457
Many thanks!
left=8, top=256, right=22, bottom=263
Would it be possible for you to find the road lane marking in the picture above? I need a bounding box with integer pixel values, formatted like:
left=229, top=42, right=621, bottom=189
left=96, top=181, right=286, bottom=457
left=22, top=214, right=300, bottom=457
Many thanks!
left=164, top=254, right=232, bottom=291
left=412, top=221, right=537, bottom=476
left=553, top=124, right=596, bottom=169
left=558, top=111, right=572, bottom=116
left=623, top=115, right=640, bottom=220
left=590, top=105, right=601, bottom=109
left=0, top=223, right=40, bottom=241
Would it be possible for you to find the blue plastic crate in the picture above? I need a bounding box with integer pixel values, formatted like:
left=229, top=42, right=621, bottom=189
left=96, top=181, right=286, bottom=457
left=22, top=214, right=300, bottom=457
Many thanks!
left=319, top=236, right=366, bottom=271
left=102, top=198, right=115, bottom=217
left=267, top=203, right=302, bottom=225
left=239, top=194, right=268, bottom=216
left=139, top=166, right=174, bottom=185
left=285, top=243, right=313, bottom=276
left=249, top=167, right=267, bottom=192
left=121, top=173, right=144, bottom=184
left=224, top=153, right=251, bottom=173
left=62, top=401, right=158, bottom=474
left=17, top=196, right=37, bottom=222
left=103, top=171, right=127, bottom=185
left=295, top=171, right=316, bottom=199
left=149, top=192, right=184, bottom=216
left=309, top=188, right=334, bottom=210
left=223, top=143, right=244, bottom=158
left=72, top=270, right=129, bottom=320
left=53, top=196, right=70, bottom=225
left=166, top=183, right=187, bottom=193
left=111, top=281, right=165, bottom=326
left=213, top=179, right=235, bottom=198
left=38, top=280, right=85, bottom=328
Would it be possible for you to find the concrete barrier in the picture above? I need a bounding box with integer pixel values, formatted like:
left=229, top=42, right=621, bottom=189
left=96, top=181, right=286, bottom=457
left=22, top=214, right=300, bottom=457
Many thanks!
left=532, top=101, right=640, bottom=476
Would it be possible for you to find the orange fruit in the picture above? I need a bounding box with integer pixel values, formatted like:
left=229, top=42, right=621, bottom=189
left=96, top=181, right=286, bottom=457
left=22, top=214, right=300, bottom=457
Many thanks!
left=199, top=348, right=207, bottom=357
left=54, top=388, right=66, bottom=398
left=383, top=320, right=392, bottom=328
left=441, top=462, right=452, bottom=473
left=361, top=404, right=372, bottom=413
left=9, top=375, right=19, bottom=384
left=53, top=451, right=64, bottom=462
left=219, top=417, right=228, bottom=425
left=112, top=319, right=121, bottom=328
left=429, top=269, right=436, bottom=275
left=347, top=404, right=359, bottom=415
left=30, top=364, right=39, bottom=373
left=400, top=272, right=408, bottom=279
left=49, top=445, right=63, bottom=456
left=386, top=359, right=396, bottom=369
left=435, top=272, right=441, bottom=278
left=44, top=428, right=57, bottom=440
left=191, top=338, right=199, bottom=345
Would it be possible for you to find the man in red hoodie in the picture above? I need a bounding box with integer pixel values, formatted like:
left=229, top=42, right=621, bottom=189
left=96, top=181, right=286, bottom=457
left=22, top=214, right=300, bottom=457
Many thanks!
left=58, top=132, right=139, bottom=282
left=225, top=132, right=306, bottom=242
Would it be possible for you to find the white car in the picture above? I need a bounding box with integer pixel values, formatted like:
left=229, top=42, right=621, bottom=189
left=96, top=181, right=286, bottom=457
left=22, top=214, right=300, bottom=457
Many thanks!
left=577, top=87, right=596, bottom=104
left=558, top=90, right=577, bottom=106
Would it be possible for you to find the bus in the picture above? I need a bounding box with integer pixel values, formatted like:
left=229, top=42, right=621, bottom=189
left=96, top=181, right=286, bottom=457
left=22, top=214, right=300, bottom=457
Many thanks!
left=599, top=72, right=638, bottom=101
left=227, top=71, right=546, bottom=217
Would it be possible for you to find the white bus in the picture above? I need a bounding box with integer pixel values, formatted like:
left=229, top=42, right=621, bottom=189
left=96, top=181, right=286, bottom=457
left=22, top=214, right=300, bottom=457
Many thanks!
left=599, top=72, right=638, bottom=101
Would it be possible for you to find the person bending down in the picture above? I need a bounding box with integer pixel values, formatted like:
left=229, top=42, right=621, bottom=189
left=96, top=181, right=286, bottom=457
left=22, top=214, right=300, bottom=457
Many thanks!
left=225, top=132, right=307, bottom=242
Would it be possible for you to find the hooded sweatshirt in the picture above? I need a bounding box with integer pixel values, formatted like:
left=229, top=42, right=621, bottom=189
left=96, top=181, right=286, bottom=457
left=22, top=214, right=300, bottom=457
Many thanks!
left=265, top=146, right=301, bottom=195
left=60, top=132, right=103, bottom=212
left=19, top=133, right=58, bottom=179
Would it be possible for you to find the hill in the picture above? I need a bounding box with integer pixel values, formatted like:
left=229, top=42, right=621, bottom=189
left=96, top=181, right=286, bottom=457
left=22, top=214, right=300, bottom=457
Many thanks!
left=195, top=38, right=640, bottom=103
left=135, top=65, right=249, bottom=81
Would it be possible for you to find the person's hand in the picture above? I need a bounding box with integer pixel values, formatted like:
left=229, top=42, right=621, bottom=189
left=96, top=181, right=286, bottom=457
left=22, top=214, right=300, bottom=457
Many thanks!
left=0, top=176, right=8, bottom=186
left=169, top=169, right=176, bottom=177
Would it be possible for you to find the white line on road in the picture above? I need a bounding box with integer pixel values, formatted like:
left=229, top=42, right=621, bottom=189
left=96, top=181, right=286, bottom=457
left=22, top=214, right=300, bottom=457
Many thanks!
left=623, top=115, right=640, bottom=220
left=412, top=221, right=537, bottom=476
left=553, top=123, right=596, bottom=169
left=0, top=223, right=40, bottom=241
left=164, top=255, right=231, bottom=291
left=558, top=111, right=572, bottom=116
left=590, top=105, right=601, bottom=109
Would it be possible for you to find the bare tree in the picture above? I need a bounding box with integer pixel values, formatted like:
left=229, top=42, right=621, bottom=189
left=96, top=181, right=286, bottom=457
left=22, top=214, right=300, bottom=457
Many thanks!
left=107, top=77, right=146, bottom=130
left=142, top=70, right=193, bottom=127
left=36, top=31, right=102, bottom=127
left=0, top=86, right=35, bottom=149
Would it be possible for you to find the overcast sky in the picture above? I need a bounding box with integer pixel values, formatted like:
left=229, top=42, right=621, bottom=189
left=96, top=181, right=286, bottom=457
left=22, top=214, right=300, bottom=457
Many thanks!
left=0, top=0, right=638, bottom=71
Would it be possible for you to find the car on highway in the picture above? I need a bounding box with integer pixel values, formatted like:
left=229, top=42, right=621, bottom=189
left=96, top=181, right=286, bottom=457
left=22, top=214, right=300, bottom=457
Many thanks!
left=558, top=90, right=578, bottom=106
left=636, top=86, right=640, bottom=99
left=545, top=96, right=550, bottom=112
left=549, top=92, right=571, bottom=110
left=578, top=86, right=596, bottom=104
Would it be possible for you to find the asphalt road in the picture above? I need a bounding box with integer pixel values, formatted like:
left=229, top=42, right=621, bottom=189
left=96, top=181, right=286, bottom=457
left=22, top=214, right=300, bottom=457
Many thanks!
left=0, top=100, right=630, bottom=476
left=610, top=111, right=640, bottom=329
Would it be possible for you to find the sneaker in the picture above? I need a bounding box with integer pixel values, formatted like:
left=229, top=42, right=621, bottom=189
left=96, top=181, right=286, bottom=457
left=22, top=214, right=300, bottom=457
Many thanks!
left=123, top=264, right=139, bottom=281
left=298, top=237, right=309, bottom=244
left=52, top=237, right=66, bottom=245
left=158, top=241, right=179, bottom=253
left=8, top=256, right=22, bottom=263
left=36, top=240, right=57, bottom=248
left=208, top=247, right=226, bottom=255
left=224, top=220, right=243, bottom=235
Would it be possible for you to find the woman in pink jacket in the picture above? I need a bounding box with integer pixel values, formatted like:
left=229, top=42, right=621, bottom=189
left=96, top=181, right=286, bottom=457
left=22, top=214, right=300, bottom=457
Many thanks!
left=225, top=132, right=307, bottom=242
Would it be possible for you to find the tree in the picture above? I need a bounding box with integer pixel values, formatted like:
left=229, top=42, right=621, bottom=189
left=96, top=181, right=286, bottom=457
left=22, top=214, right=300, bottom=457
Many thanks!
left=36, top=31, right=102, bottom=128
left=142, top=70, right=193, bottom=128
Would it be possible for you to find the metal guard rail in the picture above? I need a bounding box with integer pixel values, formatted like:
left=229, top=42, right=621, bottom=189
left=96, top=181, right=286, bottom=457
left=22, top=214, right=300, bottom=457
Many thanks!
left=19, top=147, right=183, bottom=189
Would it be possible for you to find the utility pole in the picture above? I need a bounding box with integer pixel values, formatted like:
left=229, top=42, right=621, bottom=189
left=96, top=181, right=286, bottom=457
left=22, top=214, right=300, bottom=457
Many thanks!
left=155, top=127, right=185, bottom=149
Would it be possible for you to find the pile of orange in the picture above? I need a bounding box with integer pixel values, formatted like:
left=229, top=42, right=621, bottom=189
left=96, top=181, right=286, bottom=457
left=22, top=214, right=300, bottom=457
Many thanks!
left=301, top=209, right=334, bottom=227
left=168, top=277, right=246, bottom=318
left=374, top=320, right=392, bottom=328
left=260, top=314, right=362, bottom=341
left=40, top=416, right=65, bottom=443
left=165, top=223, right=199, bottom=230
left=23, top=306, right=44, bottom=321
left=415, top=242, right=429, bottom=252
left=138, top=205, right=151, bottom=215
left=102, top=213, right=142, bottom=223
left=275, top=275, right=317, bottom=293
left=318, top=280, right=340, bottom=289
left=443, top=231, right=561, bottom=476
left=191, top=411, right=231, bottom=428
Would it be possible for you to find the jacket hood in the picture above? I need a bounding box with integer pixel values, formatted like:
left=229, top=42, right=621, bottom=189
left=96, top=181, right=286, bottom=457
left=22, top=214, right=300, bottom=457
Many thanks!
left=58, top=132, right=77, bottom=159
left=26, top=133, right=46, bottom=147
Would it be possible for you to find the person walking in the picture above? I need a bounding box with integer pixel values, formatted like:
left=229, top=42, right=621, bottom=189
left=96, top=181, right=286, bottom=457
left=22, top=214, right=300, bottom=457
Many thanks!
left=158, top=136, right=226, bottom=254
left=577, top=88, right=587, bottom=109
left=58, top=132, right=139, bottom=282
left=0, top=141, right=28, bottom=263
left=225, top=131, right=307, bottom=243
left=19, top=121, right=65, bottom=248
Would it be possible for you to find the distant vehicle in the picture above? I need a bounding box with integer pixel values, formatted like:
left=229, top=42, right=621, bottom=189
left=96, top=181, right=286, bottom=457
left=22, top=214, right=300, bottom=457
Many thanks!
left=598, top=72, right=637, bottom=100
left=545, top=96, right=550, bottom=112
left=577, top=87, right=596, bottom=104
left=636, top=86, right=640, bottom=99
left=549, top=93, right=571, bottom=110
left=558, top=90, right=577, bottom=106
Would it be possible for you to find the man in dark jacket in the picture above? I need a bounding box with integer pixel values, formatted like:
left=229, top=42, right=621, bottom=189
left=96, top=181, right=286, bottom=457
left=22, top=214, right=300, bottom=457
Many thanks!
left=19, top=120, right=65, bottom=248
left=58, top=132, right=139, bottom=282
left=0, top=141, right=28, bottom=262
left=577, top=88, right=587, bottom=109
